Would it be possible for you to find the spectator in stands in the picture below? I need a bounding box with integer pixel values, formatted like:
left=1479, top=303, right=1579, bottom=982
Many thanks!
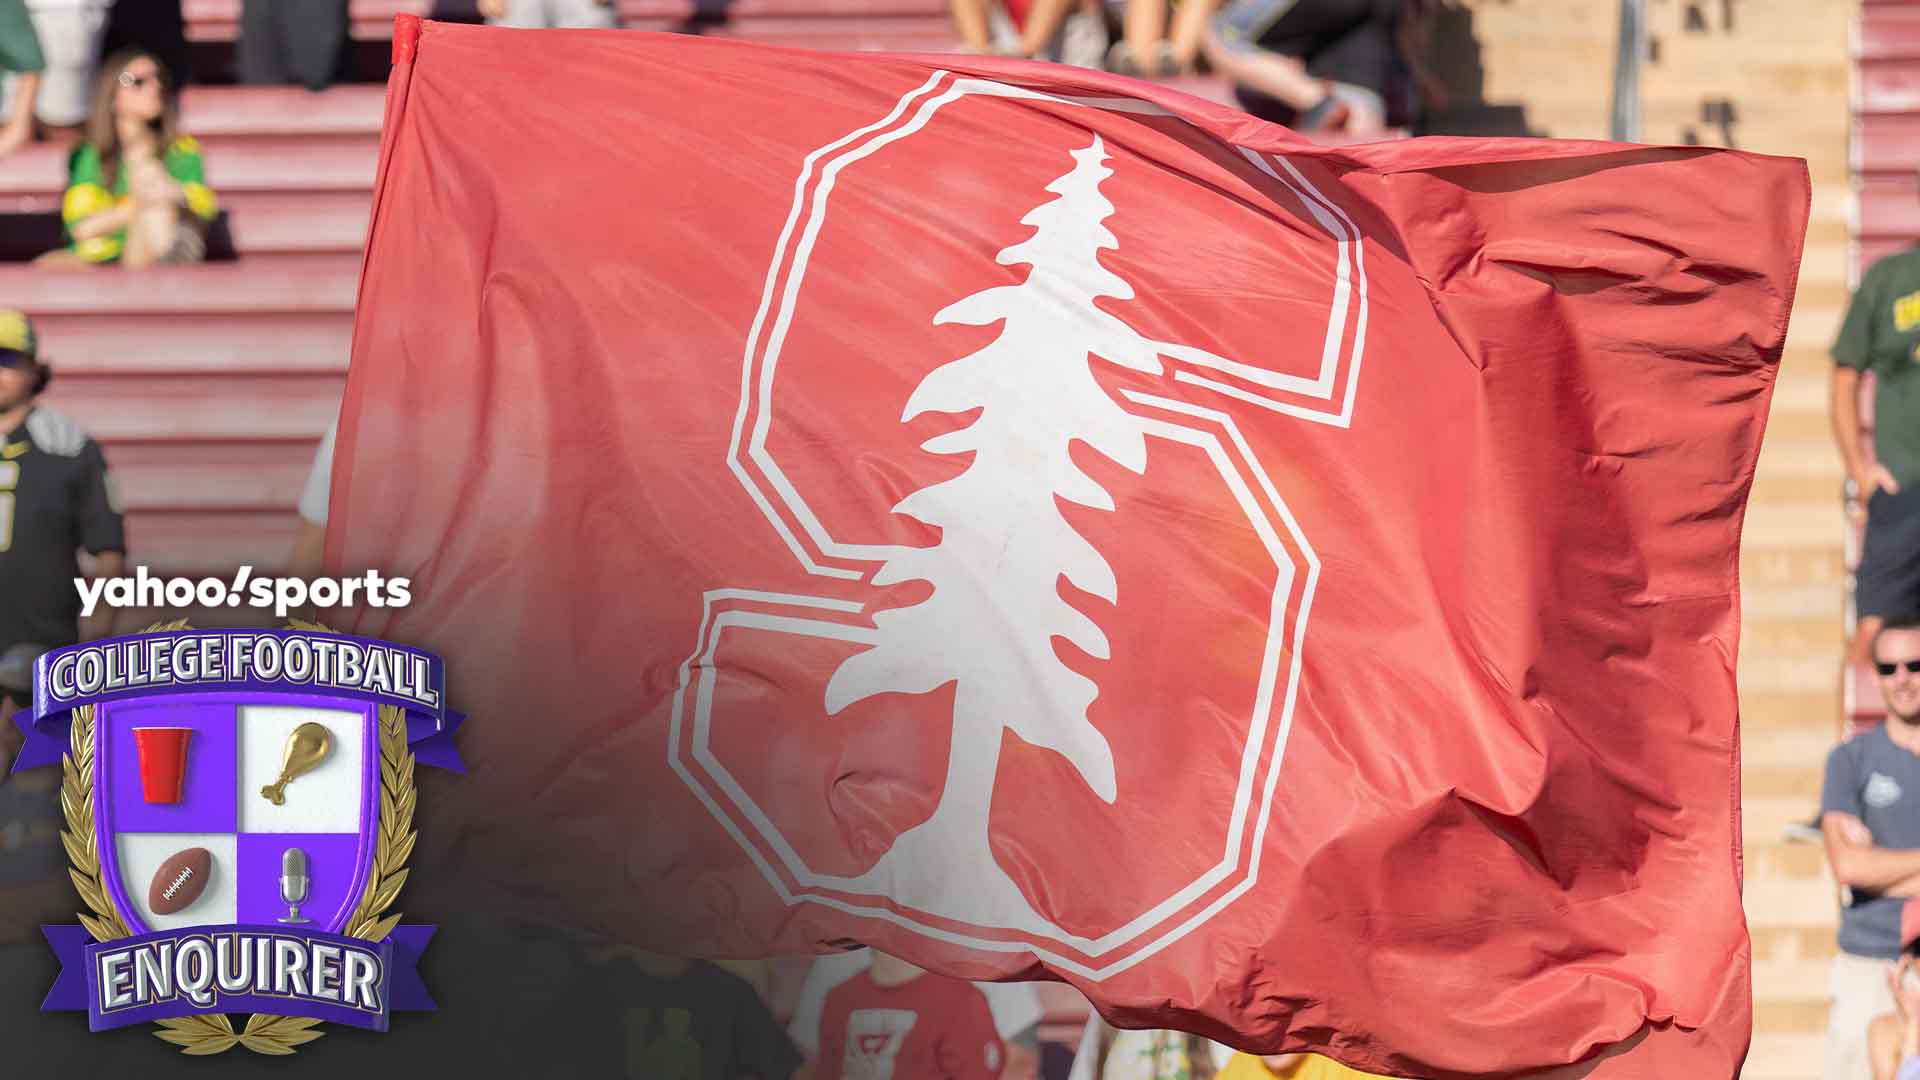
left=101, top=0, right=189, bottom=90
left=1869, top=900, right=1920, bottom=1080
left=790, top=948, right=1043, bottom=1079
left=0, top=306, right=123, bottom=979
left=1216, top=1051, right=1394, bottom=1079
left=953, top=0, right=1108, bottom=68
left=1203, top=0, right=1441, bottom=134
left=1832, top=227, right=1920, bottom=666
left=1069, top=1017, right=1221, bottom=1079
left=290, top=415, right=335, bottom=580
left=22, top=0, right=111, bottom=131
left=806, top=950, right=1004, bottom=1080
left=0, top=310, right=124, bottom=655
left=0, top=0, right=44, bottom=155
left=237, top=0, right=347, bottom=93
left=0, top=312, right=126, bottom=1070
left=1109, top=0, right=1217, bottom=77
left=39, top=47, right=215, bottom=267
left=1822, top=619, right=1920, bottom=1080
left=514, top=941, right=799, bottom=1078
left=478, top=0, right=618, bottom=29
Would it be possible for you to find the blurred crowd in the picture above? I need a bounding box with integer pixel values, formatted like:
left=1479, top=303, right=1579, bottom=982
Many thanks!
left=0, top=0, right=1440, bottom=268
left=952, top=0, right=1442, bottom=138
left=1814, top=171, right=1920, bottom=1080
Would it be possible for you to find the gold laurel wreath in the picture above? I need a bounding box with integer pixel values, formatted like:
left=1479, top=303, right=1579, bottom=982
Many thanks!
left=60, top=619, right=418, bottom=1056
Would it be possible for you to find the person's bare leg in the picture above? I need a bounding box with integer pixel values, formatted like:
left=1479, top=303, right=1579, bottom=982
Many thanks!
left=121, top=160, right=181, bottom=270
left=949, top=0, right=993, bottom=50
left=1202, top=32, right=1323, bottom=110
left=1855, top=615, right=1886, bottom=667
left=0, top=71, right=39, bottom=156
left=32, top=248, right=91, bottom=267
left=1341, top=92, right=1385, bottom=136
left=1169, top=0, right=1218, bottom=70
left=1019, top=0, right=1077, bottom=56
left=1124, top=0, right=1168, bottom=72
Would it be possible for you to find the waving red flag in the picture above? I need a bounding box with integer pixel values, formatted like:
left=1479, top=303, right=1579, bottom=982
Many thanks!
left=332, top=18, right=1806, bottom=1078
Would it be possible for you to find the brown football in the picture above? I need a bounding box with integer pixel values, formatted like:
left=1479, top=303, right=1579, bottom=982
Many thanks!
left=148, top=847, right=212, bottom=916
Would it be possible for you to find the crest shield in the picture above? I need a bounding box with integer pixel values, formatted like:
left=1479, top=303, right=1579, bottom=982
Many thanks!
left=93, top=693, right=379, bottom=937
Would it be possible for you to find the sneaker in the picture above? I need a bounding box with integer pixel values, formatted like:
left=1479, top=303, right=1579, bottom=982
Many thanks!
left=1783, top=815, right=1824, bottom=844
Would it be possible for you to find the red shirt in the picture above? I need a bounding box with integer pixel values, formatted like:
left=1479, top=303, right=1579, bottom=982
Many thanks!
left=816, top=970, right=1005, bottom=1080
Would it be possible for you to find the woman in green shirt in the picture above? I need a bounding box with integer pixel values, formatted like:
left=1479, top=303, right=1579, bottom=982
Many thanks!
left=45, top=48, right=216, bottom=268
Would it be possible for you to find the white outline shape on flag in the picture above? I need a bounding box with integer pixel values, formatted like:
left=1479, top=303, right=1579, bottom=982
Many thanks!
left=670, top=72, right=1366, bottom=981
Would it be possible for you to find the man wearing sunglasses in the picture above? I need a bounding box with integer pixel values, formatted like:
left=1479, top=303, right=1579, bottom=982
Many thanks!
left=1822, top=620, right=1920, bottom=1080
left=0, top=308, right=123, bottom=1064
left=0, top=309, right=124, bottom=718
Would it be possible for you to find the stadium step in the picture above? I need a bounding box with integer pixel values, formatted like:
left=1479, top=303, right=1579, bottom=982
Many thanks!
left=1753, top=924, right=1838, bottom=965
left=1740, top=546, right=1847, bottom=593
left=1740, top=653, right=1846, bottom=698
left=105, top=440, right=319, bottom=513
left=1745, top=1033, right=1826, bottom=1080
left=176, top=84, right=387, bottom=135
left=1740, top=689, right=1842, bottom=732
left=0, top=132, right=378, bottom=199
left=1743, top=583, right=1843, bottom=626
left=44, top=372, right=344, bottom=443
left=1, top=192, right=372, bottom=257
left=121, top=509, right=304, bottom=577
left=29, top=312, right=352, bottom=373
left=1744, top=872, right=1842, bottom=929
left=0, top=254, right=360, bottom=314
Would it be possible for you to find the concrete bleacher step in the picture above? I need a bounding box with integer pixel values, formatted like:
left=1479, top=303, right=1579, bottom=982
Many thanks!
left=1741, top=548, right=1846, bottom=594
left=1745, top=1033, right=1827, bottom=1080
left=1744, top=870, right=1842, bottom=929
left=1741, top=653, right=1845, bottom=698
left=1741, top=615, right=1843, bottom=659
left=1752, top=999, right=1831, bottom=1039
left=1743, top=500, right=1861, bottom=551
left=2, top=191, right=372, bottom=256
left=0, top=255, right=360, bottom=314
left=179, top=85, right=386, bottom=134
left=0, top=134, right=377, bottom=200
left=45, top=371, right=342, bottom=442
left=30, top=312, right=352, bottom=372
left=122, top=510, right=304, bottom=577
left=1743, top=725, right=1843, bottom=770
left=1744, top=586, right=1842, bottom=631
left=1754, top=923, right=1838, bottom=964
left=1744, top=759, right=1826, bottom=799
left=104, top=440, right=318, bottom=513
left=1740, top=689, right=1841, bottom=731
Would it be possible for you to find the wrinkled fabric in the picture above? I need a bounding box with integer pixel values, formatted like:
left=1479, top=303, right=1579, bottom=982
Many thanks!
left=332, top=20, right=1808, bottom=1080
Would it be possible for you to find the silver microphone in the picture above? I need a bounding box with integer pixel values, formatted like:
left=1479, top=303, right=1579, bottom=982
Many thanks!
left=278, top=847, right=310, bottom=924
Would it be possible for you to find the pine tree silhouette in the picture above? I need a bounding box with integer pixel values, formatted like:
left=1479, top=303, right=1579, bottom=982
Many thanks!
left=829, top=138, right=1165, bottom=931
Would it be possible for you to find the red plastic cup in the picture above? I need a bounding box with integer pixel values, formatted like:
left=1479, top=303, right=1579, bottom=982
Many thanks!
left=133, top=727, right=193, bottom=804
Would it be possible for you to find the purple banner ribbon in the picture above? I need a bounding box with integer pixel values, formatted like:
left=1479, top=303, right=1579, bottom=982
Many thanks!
left=42, top=924, right=436, bottom=1031
left=10, top=630, right=465, bottom=774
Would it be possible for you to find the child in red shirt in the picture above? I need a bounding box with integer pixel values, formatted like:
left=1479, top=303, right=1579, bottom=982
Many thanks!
left=815, top=952, right=1006, bottom=1080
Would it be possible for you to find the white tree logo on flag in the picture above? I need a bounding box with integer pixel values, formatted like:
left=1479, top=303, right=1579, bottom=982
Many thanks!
left=671, top=73, right=1368, bottom=976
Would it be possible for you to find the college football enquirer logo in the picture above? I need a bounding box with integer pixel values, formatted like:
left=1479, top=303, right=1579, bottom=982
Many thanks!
left=670, top=73, right=1367, bottom=979
left=9, top=623, right=463, bottom=1054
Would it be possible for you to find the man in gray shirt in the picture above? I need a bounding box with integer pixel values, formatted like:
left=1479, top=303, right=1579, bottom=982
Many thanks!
left=1823, top=618, right=1920, bottom=1080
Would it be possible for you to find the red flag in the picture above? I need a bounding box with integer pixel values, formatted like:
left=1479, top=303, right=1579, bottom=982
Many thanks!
left=333, top=18, right=1807, bottom=1077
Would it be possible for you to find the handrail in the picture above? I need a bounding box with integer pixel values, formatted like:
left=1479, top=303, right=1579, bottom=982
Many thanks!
left=1610, top=0, right=1646, bottom=142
